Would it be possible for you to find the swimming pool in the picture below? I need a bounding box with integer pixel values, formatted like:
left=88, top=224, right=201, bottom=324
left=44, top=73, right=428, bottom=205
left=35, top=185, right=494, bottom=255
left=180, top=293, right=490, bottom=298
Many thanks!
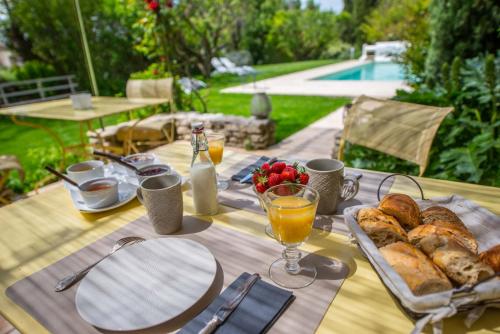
left=314, top=62, right=404, bottom=81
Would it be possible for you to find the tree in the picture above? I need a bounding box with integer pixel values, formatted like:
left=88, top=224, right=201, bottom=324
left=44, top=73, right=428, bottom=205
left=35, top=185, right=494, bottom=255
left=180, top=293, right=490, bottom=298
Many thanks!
left=424, top=0, right=500, bottom=86
left=337, top=0, right=379, bottom=46
left=4, top=0, right=147, bottom=95
left=135, top=0, right=242, bottom=78
left=361, top=0, right=430, bottom=82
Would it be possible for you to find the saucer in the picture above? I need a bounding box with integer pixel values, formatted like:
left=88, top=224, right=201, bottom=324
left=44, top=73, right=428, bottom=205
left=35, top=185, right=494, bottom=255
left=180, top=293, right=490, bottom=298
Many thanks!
left=68, top=181, right=137, bottom=213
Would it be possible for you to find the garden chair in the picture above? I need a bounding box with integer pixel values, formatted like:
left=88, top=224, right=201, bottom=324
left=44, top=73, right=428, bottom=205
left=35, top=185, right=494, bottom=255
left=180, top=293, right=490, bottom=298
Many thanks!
left=88, top=78, right=175, bottom=155
left=0, top=155, right=24, bottom=205
left=211, top=57, right=257, bottom=77
left=337, top=95, right=453, bottom=176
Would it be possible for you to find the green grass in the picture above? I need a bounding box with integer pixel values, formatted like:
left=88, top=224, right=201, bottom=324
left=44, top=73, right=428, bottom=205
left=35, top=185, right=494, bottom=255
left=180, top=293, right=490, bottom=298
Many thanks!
left=197, top=59, right=350, bottom=141
left=0, top=59, right=350, bottom=192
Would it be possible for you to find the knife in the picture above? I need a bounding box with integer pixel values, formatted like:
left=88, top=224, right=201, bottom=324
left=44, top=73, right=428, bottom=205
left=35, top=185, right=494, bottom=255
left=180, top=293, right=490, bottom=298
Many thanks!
left=239, top=157, right=278, bottom=184
left=198, top=273, right=260, bottom=334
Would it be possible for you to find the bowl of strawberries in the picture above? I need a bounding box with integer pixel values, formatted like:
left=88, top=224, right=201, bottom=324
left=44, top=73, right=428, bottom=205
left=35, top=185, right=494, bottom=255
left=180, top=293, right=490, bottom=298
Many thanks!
left=252, top=160, right=309, bottom=208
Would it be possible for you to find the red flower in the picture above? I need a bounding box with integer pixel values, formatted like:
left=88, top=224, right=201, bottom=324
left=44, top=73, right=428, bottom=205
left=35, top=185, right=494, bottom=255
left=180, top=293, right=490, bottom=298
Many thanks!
left=165, top=0, right=173, bottom=8
left=144, top=0, right=152, bottom=3
left=148, top=0, right=159, bottom=11
left=152, top=69, right=159, bottom=75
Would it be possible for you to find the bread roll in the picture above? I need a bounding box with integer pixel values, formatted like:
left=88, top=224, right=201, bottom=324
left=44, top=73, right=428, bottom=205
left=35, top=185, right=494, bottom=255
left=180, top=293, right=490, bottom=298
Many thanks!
left=480, top=244, right=500, bottom=273
left=357, top=208, right=407, bottom=247
left=379, top=242, right=452, bottom=295
left=421, top=206, right=467, bottom=231
left=408, top=224, right=478, bottom=254
left=421, top=237, right=495, bottom=285
left=379, top=194, right=421, bottom=230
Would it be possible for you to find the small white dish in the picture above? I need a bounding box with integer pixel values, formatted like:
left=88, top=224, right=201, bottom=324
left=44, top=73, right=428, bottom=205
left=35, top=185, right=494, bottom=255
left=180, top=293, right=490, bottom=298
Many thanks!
left=79, top=177, right=119, bottom=209
left=69, top=181, right=137, bottom=213
left=67, top=160, right=105, bottom=185
left=75, top=238, right=217, bottom=331
left=136, top=163, right=172, bottom=184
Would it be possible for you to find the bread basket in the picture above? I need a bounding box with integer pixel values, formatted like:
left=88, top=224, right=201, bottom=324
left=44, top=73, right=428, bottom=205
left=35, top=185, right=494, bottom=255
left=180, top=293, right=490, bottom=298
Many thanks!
left=343, top=174, right=500, bottom=334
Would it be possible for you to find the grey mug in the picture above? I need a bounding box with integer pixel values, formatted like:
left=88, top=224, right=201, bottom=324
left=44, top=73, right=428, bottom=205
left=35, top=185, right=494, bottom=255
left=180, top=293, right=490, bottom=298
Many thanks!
left=305, top=159, right=359, bottom=215
left=137, top=174, right=183, bottom=234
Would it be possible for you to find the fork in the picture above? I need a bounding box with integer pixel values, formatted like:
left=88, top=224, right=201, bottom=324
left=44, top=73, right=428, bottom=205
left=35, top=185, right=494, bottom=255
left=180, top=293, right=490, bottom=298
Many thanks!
left=54, top=236, right=145, bottom=292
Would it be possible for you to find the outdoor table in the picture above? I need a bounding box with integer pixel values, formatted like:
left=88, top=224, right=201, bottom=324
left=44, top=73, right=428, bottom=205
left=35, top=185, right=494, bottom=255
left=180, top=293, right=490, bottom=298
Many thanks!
left=0, top=96, right=168, bottom=166
left=0, top=141, right=498, bottom=334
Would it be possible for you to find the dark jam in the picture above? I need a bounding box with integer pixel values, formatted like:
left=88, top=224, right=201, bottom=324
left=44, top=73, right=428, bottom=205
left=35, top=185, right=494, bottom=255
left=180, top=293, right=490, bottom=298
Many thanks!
left=137, top=167, right=168, bottom=176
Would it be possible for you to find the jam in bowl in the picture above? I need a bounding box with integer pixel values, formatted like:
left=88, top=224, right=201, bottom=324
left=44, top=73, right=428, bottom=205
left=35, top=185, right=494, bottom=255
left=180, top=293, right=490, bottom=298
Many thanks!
left=135, top=164, right=171, bottom=183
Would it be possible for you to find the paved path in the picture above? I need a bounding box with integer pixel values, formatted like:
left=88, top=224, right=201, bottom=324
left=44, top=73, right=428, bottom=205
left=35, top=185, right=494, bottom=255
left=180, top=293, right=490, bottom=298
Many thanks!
left=230, top=106, right=345, bottom=161
left=222, top=60, right=408, bottom=98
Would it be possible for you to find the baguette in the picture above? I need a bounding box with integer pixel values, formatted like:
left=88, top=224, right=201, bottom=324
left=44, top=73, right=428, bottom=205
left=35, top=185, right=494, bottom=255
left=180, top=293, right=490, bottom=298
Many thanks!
left=408, top=224, right=478, bottom=254
left=379, top=194, right=421, bottom=230
left=420, top=236, right=495, bottom=285
left=421, top=206, right=467, bottom=231
left=480, top=244, right=500, bottom=273
left=357, top=208, right=408, bottom=247
left=379, top=242, right=452, bottom=295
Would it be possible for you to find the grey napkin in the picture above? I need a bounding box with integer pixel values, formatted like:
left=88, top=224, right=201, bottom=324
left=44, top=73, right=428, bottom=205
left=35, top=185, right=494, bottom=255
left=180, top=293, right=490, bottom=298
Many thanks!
left=231, top=156, right=270, bottom=183
left=179, top=272, right=294, bottom=334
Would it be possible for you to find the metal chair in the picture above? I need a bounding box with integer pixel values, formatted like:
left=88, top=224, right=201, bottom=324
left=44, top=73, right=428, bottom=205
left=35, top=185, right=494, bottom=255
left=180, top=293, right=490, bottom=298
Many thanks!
left=337, top=95, right=453, bottom=176
left=88, top=78, right=175, bottom=155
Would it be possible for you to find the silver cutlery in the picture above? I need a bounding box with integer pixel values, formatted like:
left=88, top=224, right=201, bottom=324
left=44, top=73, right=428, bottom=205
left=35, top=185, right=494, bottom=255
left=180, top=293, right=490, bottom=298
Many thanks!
left=198, top=273, right=260, bottom=334
left=54, top=236, right=145, bottom=292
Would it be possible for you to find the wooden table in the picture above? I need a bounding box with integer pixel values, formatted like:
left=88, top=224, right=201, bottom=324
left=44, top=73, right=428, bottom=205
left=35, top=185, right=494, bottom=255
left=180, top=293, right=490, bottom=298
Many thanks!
left=0, top=141, right=498, bottom=334
left=0, top=96, right=168, bottom=166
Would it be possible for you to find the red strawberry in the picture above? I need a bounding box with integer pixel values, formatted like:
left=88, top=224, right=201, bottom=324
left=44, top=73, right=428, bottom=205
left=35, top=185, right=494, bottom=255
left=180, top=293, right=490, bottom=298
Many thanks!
left=298, top=173, right=309, bottom=185
left=281, top=167, right=297, bottom=182
left=252, top=172, right=261, bottom=185
left=270, top=161, right=286, bottom=174
left=255, top=182, right=267, bottom=193
left=261, top=162, right=271, bottom=174
left=255, top=183, right=266, bottom=193
left=268, top=173, right=282, bottom=187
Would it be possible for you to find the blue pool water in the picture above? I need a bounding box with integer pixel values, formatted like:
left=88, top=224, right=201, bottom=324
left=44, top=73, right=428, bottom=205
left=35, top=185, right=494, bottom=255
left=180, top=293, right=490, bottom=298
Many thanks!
left=315, top=62, right=404, bottom=81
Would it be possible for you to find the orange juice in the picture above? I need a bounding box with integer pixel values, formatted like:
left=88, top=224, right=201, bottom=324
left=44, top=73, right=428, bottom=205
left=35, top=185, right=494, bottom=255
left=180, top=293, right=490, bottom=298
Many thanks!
left=268, top=196, right=316, bottom=244
left=208, top=143, right=224, bottom=165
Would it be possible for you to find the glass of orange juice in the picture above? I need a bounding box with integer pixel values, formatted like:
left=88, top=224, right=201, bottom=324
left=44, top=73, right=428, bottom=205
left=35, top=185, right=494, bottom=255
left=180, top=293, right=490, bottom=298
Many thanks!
left=206, top=132, right=229, bottom=190
left=263, top=184, right=319, bottom=288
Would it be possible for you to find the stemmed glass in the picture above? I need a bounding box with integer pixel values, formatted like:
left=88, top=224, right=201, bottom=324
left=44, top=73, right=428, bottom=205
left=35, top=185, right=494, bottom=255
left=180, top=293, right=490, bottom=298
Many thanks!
left=206, top=132, right=229, bottom=190
left=262, top=184, right=319, bottom=289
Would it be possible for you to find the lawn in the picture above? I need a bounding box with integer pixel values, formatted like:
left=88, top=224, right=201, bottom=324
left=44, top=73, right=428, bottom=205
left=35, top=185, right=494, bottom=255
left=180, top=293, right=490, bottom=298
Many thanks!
left=0, top=59, right=350, bottom=192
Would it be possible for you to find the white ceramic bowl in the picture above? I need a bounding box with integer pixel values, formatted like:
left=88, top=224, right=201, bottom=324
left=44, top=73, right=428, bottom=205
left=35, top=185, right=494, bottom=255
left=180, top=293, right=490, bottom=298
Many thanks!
left=135, top=164, right=172, bottom=183
left=67, top=160, right=105, bottom=185
left=79, top=177, right=119, bottom=209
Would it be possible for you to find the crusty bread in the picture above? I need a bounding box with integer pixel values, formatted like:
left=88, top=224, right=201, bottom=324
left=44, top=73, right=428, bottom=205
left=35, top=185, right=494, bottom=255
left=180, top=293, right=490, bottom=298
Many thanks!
left=421, top=237, right=495, bottom=285
left=408, top=224, right=478, bottom=254
left=421, top=206, right=467, bottom=230
left=480, top=244, right=500, bottom=273
left=379, top=194, right=421, bottom=230
left=379, top=242, right=452, bottom=295
left=357, top=208, right=407, bottom=247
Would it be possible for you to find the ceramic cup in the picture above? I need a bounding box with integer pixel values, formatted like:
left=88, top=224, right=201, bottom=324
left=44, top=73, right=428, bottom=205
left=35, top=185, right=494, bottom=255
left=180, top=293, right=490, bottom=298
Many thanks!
left=137, top=174, right=183, bottom=234
left=79, top=177, right=119, bottom=209
left=67, top=160, right=105, bottom=185
left=70, top=93, right=93, bottom=110
left=305, top=159, right=360, bottom=215
left=135, top=163, right=172, bottom=183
